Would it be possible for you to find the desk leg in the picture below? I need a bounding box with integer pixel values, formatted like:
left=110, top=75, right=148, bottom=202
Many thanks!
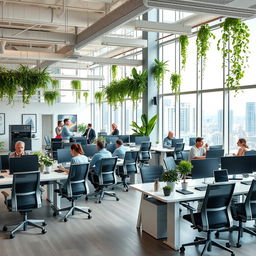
left=159, top=152, right=167, bottom=166
left=136, top=193, right=144, bottom=229
left=46, top=184, right=53, bottom=203
left=50, top=181, right=61, bottom=214
left=164, top=202, right=180, bottom=250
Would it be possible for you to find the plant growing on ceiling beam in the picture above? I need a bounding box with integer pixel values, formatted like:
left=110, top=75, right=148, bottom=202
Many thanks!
left=196, top=24, right=215, bottom=70
left=44, top=91, right=60, bottom=106
left=170, top=73, right=181, bottom=95
left=217, top=17, right=250, bottom=93
left=111, top=65, right=118, bottom=81
left=152, top=59, right=169, bottom=89
left=94, top=91, right=104, bottom=106
left=179, top=35, right=189, bottom=70
left=71, top=80, right=82, bottom=101
left=51, top=79, right=60, bottom=89
left=83, top=92, right=89, bottom=104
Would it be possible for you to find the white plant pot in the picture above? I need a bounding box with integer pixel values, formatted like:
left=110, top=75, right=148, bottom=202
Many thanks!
left=45, top=166, right=51, bottom=174
left=181, top=182, right=188, bottom=191
left=167, top=182, right=176, bottom=192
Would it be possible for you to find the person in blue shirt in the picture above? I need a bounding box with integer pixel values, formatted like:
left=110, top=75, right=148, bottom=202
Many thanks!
left=88, top=140, right=112, bottom=190
left=163, top=131, right=175, bottom=148
left=61, top=118, right=73, bottom=142
left=112, top=139, right=127, bottom=159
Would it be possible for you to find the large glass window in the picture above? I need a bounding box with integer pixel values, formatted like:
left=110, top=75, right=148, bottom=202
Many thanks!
left=162, top=96, right=175, bottom=141
left=102, top=102, right=110, bottom=132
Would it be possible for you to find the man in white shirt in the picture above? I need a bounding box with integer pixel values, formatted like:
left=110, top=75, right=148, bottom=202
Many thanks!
left=188, top=137, right=209, bottom=162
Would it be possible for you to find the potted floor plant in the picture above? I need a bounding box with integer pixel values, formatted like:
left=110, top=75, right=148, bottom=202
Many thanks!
left=163, top=185, right=172, bottom=196
left=161, top=169, right=179, bottom=192
left=177, top=161, right=193, bottom=191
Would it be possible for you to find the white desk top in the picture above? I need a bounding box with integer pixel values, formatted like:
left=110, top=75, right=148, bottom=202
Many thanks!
left=130, top=179, right=253, bottom=203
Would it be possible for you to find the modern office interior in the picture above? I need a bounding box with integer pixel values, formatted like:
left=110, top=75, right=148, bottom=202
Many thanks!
left=1, top=0, right=256, bottom=256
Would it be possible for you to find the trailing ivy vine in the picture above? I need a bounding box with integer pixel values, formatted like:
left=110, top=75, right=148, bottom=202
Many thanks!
left=71, top=80, right=82, bottom=101
left=51, top=79, right=60, bottom=89
left=170, top=73, right=181, bottom=95
left=44, top=91, right=60, bottom=106
left=217, top=17, right=250, bottom=93
left=152, top=59, right=169, bottom=89
left=111, top=65, right=118, bottom=81
left=83, top=92, right=89, bottom=104
left=94, top=91, right=104, bottom=106
left=179, top=35, right=189, bottom=70
left=196, top=24, right=215, bottom=68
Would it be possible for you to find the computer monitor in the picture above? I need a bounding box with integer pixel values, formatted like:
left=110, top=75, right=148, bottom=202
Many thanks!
left=129, top=135, right=139, bottom=143
left=9, top=155, right=39, bottom=174
left=83, top=145, right=98, bottom=157
left=191, top=158, right=219, bottom=179
left=135, top=136, right=150, bottom=145
left=57, top=149, right=72, bottom=164
left=0, top=155, right=9, bottom=170
left=107, top=143, right=117, bottom=153
left=172, top=138, right=183, bottom=148
left=63, top=142, right=81, bottom=149
left=118, top=135, right=130, bottom=144
left=221, top=156, right=256, bottom=175
left=189, top=137, right=197, bottom=146
left=73, top=137, right=87, bottom=145
left=214, top=169, right=229, bottom=183
left=103, top=136, right=119, bottom=144
left=209, top=145, right=223, bottom=150
left=206, top=149, right=224, bottom=164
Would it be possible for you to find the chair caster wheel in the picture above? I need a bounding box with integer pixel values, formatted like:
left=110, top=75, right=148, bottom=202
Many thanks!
left=226, top=243, right=231, bottom=248
left=10, top=234, right=15, bottom=239
left=53, top=212, right=57, bottom=217
left=42, top=229, right=47, bottom=234
left=236, top=243, right=241, bottom=248
left=180, top=246, right=185, bottom=253
left=98, top=201, right=101, bottom=204
left=88, top=215, right=92, bottom=219
left=85, top=197, right=88, bottom=201
left=125, top=188, right=128, bottom=192
left=3, top=226, right=7, bottom=231
left=231, top=253, right=235, bottom=256
left=88, top=209, right=92, bottom=213
left=116, top=198, right=119, bottom=201
left=64, top=218, right=68, bottom=222
left=215, top=232, right=219, bottom=238
left=42, top=222, right=47, bottom=226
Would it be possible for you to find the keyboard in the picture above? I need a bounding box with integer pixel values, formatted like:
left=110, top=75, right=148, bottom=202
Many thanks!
left=241, top=180, right=252, bottom=185
left=195, top=186, right=207, bottom=191
left=54, top=169, right=64, bottom=173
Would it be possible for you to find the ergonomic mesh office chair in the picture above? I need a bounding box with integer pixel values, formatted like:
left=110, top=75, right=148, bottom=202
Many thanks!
left=163, top=156, right=176, bottom=170
left=138, top=142, right=152, bottom=167
left=140, top=165, right=164, bottom=183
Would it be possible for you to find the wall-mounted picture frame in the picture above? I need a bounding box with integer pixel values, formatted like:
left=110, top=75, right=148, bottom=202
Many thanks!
left=58, top=114, right=77, bottom=132
left=22, top=114, right=37, bottom=133
left=0, top=113, right=5, bottom=135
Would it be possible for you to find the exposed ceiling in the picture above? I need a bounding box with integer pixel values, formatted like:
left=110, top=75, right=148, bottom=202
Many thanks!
left=0, top=0, right=255, bottom=72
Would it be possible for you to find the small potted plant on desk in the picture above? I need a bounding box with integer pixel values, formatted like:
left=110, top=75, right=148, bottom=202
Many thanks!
left=177, top=160, right=193, bottom=191
left=34, top=152, right=54, bottom=174
left=163, top=185, right=172, bottom=196
left=161, top=169, right=179, bottom=192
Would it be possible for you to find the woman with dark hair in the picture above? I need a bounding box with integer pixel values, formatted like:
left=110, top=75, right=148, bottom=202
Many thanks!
left=55, top=120, right=63, bottom=138
left=58, top=144, right=88, bottom=174
left=233, top=138, right=249, bottom=156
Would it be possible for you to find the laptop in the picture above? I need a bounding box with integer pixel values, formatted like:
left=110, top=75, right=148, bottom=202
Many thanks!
left=214, top=169, right=229, bottom=183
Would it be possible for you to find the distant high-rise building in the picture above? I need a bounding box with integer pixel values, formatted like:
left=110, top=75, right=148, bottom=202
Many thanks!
left=180, top=103, right=190, bottom=133
left=246, top=102, right=256, bottom=136
left=217, top=110, right=223, bottom=132
left=168, top=106, right=175, bottom=132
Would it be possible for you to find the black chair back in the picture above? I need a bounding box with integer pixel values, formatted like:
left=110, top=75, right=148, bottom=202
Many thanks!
left=244, top=179, right=256, bottom=220
left=139, top=142, right=152, bottom=161
left=106, top=143, right=117, bottom=153
left=163, top=156, right=176, bottom=170
left=65, top=163, right=90, bottom=198
left=51, top=140, right=63, bottom=160
left=123, top=151, right=138, bottom=175
left=140, top=165, right=164, bottom=183
left=11, top=171, right=41, bottom=212
left=245, top=150, right=256, bottom=156
left=175, top=143, right=185, bottom=160
left=181, top=151, right=189, bottom=161
left=98, top=157, right=118, bottom=186
left=200, top=183, right=235, bottom=230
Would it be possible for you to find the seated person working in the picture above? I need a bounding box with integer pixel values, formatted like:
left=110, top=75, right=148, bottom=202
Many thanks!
left=188, top=137, right=208, bottom=162
left=233, top=138, right=248, bottom=156
left=9, top=141, right=28, bottom=158
left=88, top=140, right=112, bottom=190
left=112, top=139, right=127, bottom=159
left=163, top=131, right=175, bottom=149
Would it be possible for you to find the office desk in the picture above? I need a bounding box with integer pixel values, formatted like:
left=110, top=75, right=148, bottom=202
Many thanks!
left=130, top=179, right=253, bottom=251
left=0, top=171, right=67, bottom=210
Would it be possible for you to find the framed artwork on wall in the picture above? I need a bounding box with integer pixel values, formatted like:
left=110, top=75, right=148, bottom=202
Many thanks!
left=0, top=113, right=5, bottom=135
left=22, top=114, right=37, bottom=133
left=58, top=114, right=77, bottom=132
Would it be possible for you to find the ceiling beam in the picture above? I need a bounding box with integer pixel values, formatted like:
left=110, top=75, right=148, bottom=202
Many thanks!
left=50, top=75, right=104, bottom=81
left=101, top=36, right=148, bottom=48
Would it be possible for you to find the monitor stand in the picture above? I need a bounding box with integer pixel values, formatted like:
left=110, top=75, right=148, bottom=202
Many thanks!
left=229, top=175, right=243, bottom=180
left=202, top=178, right=213, bottom=184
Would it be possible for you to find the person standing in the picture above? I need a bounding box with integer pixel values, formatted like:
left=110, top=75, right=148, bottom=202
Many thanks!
left=55, top=120, right=63, bottom=138
left=82, top=123, right=96, bottom=144
left=62, top=118, right=73, bottom=142
left=110, top=123, right=119, bottom=136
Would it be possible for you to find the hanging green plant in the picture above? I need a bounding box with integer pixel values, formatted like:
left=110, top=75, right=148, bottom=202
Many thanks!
left=51, top=79, right=60, bottom=89
left=83, top=91, right=89, bottom=104
left=43, top=91, right=60, bottom=106
left=111, top=65, right=118, bottom=81
left=71, top=80, right=82, bottom=101
left=170, top=73, right=181, bottom=95
left=196, top=24, right=215, bottom=68
left=217, top=18, right=250, bottom=93
left=179, top=35, right=189, bottom=70
left=94, top=91, right=104, bottom=106
left=152, top=59, right=169, bottom=89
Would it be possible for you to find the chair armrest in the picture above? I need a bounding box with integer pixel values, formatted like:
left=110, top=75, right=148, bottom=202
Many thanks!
left=1, top=191, right=9, bottom=198
left=55, top=181, right=63, bottom=195
left=180, top=202, right=196, bottom=212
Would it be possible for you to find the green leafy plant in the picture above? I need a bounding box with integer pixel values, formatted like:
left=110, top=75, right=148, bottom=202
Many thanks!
left=217, top=18, right=250, bottom=93
left=77, top=123, right=86, bottom=133
left=152, top=59, right=169, bottom=89
left=131, top=114, right=158, bottom=136
left=83, top=92, right=89, bottom=103
left=0, top=141, right=5, bottom=151
left=163, top=185, right=172, bottom=190
left=51, top=79, right=60, bottom=89
left=44, top=91, right=60, bottom=105
left=196, top=24, right=215, bottom=68
left=34, top=152, right=54, bottom=167
left=94, top=91, right=104, bottom=106
left=176, top=160, right=193, bottom=183
left=170, top=73, right=181, bottom=95
left=163, top=185, right=172, bottom=196
left=161, top=169, right=179, bottom=183
left=111, top=65, right=118, bottom=81
left=179, top=35, right=189, bottom=70
left=71, top=80, right=82, bottom=101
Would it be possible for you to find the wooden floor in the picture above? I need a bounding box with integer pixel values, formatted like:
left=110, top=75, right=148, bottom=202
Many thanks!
left=0, top=180, right=256, bottom=256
